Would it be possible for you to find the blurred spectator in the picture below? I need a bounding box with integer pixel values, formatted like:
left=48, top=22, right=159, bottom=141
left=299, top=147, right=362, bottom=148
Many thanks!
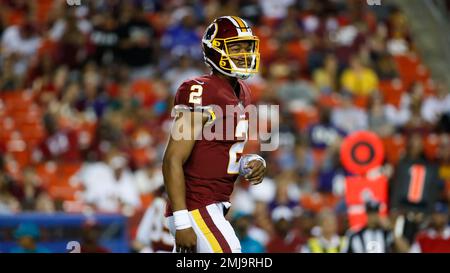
left=331, top=93, right=368, bottom=133
left=80, top=148, right=141, bottom=215
left=268, top=172, right=301, bottom=211
left=238, top=0, right=262, bottom=25
left=1, top=18, right=41, bottom=81
left=302, top=209, right=346, bottom=253
left=0, top=159, right=21, bottom=214
left=277, top=68, right=318, bottom=107
left=438, top=135, right=450, bottom=201
left=80, top=220, right=110, bottom=253
left=89, top=12, right=119, bottom=66
left=134, top=162, right=164, bottom=195
left=313, top=54, right=339, bottom=94
left=410, top=202, right=450, bottom=253
left=340, top=55, right=379, bottom=96
left=164, top=55, right=203, bottom=95
left=10, top=223, right=51, bottom=253
left=53, top=10, right=88, bottom=69
left=293, top=140, right=315, bottom=179
left=384, top=86, right=412, bottom=127
left=274, top=7, right=303, bottom=43
left=76, top=63, right=109, bottom=119
left=0, top=55, right=20, bottom=90
left=266, top=206, right=305, bottom=253
left=133, top=186, right=173, bottom=253
left=386, top=7, right=410, bottom=56
left=0, top=167, right=20, bottom=214
left=373, top=53, right=398, bottom=80
left=160, top=7, right=201, bottom=61
left=261, top=0, right=295, bottom=20
left=232, top=211, right=265, bottom=253
left=403, top=83, right=428, bottom=134
left=368, top=94, right=395, bottom=137
left=18, top=167, right=55, bottom=213
left=317, top=139, right=346, bottom=194
left=33, top=113, right=81, bottom=162
left=308, top=107, right=346, bottom=150
left=50, top=5, right=92, bottom=42
left=421, top=83, right=450, bottom=125
left=117, top=3, right=156, bottom=79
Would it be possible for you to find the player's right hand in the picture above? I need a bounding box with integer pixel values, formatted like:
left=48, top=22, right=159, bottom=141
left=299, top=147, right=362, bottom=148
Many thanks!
left=175, top=227, right=197, bottom=253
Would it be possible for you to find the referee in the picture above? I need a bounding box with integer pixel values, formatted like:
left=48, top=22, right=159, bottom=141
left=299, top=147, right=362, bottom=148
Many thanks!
left=344, top=201, right=409, bottom=253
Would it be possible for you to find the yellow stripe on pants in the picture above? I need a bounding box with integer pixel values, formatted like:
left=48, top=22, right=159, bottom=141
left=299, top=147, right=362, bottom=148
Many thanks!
left=191, top=209, right=223, bottom=253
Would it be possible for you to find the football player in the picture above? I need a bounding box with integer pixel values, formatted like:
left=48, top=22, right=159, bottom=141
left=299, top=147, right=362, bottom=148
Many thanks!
left=163, top=16, right=266, bottom=253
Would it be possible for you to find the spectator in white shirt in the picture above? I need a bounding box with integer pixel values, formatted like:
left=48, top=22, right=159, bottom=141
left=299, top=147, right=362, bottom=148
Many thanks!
left=260, top=0, right=295, bottom=20
left=80, top=149, right=141, bottom=215
left=421, top=83, right=450, bottom=124
left=1, top=20, right=42, bottom=76
left=331, top=93, right=368, bottom=133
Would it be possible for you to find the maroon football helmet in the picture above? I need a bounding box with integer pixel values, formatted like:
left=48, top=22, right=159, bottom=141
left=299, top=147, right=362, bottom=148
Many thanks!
left=202, top=16, right=260, bottom=80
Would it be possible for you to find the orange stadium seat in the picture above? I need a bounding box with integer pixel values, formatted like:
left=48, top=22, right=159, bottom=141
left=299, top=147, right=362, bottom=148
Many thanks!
left=423, top=79, right=437, bottom=97
left=36, top=0, right=54, bottom=25
left=353, top=95, right=369, bottom=109
left=35, top=162, right=59, bottom=187
left=300, top=193, right=340, bottom=213
left=131, top=79, right=157, bottom=106
left=140, top=193, right=155, bottom=210
left=48, top=185, right=80, bottom=201
left=423, top=134, right=440, bottom=161
left=36, top=161, right=82, bottom=201
left=292, top=107, right=319, bottom=132
left=382, top=134, right=406, bottom=164
left=6, top=138, right=30, bottom=169
left=287, top=41, right=309, bottom=67
left=131, top=148, right=152, bottom=168
left=379, top=79, right=405, bottom=108
left=6, top=9, right=25, bottom=26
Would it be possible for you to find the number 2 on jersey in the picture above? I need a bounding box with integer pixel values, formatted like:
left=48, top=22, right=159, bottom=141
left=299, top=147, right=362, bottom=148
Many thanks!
left=227, top=120, right=248, bottom=174
left=189, top=85, right=203, bottom=104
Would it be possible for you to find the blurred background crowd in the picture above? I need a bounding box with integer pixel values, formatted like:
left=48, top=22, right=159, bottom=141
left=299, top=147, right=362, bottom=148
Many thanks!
left=0, top=0, right=450, bottom=253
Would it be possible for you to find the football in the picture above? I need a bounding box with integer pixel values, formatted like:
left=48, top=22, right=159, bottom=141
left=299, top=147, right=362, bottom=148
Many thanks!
left=239, top=154, right=265, bottom=177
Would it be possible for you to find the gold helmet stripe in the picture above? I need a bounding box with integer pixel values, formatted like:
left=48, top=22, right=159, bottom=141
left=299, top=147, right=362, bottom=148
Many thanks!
left=231, top=16, right=248, bottom=32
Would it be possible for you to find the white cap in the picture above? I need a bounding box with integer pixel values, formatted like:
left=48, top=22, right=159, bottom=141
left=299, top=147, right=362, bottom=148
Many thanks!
left=271, top=206, right=293, bottom=222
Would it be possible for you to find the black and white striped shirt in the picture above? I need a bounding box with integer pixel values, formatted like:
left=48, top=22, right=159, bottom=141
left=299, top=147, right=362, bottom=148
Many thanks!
left=344, top=227, right=394, bottom=253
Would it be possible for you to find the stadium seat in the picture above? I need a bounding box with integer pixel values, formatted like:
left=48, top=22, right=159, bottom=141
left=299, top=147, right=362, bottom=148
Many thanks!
left=292, top=107, right=319, bottom=132
left=140, top=193, right=155, bottom=210
left=300, top=193, right=340, bottom=213
left=382, top=135, right=406, bottom=164
left=131, top=79, right=157, bottom=107
left=393, top=54, right=418, bottom=88
left=423, top=134, right=440, bottom=161
left=35, top=162, right=59, bottom=187
left=287, top=41, right=309, bottom=67
left=353, top=95, right=369, bottom=109
left=379, top=79, right=405, bottom=108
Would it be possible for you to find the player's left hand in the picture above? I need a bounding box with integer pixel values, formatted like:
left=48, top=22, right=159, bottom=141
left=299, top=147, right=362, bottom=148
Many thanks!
left=245, top=160, right=266, bottom=185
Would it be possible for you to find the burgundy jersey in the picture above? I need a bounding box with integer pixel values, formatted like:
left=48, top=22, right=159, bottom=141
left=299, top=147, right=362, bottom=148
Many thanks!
left=167, top=73, right=252, bottom=214
left=414, top=227, right=450, bottom=253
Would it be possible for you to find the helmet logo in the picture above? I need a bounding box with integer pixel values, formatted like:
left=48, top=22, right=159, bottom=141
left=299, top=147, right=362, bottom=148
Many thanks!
left=204, top=23, right=217, bottom=41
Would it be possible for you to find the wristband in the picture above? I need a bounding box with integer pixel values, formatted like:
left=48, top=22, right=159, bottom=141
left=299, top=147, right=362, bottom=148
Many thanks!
left=173, top=209, right=192, bottom=230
